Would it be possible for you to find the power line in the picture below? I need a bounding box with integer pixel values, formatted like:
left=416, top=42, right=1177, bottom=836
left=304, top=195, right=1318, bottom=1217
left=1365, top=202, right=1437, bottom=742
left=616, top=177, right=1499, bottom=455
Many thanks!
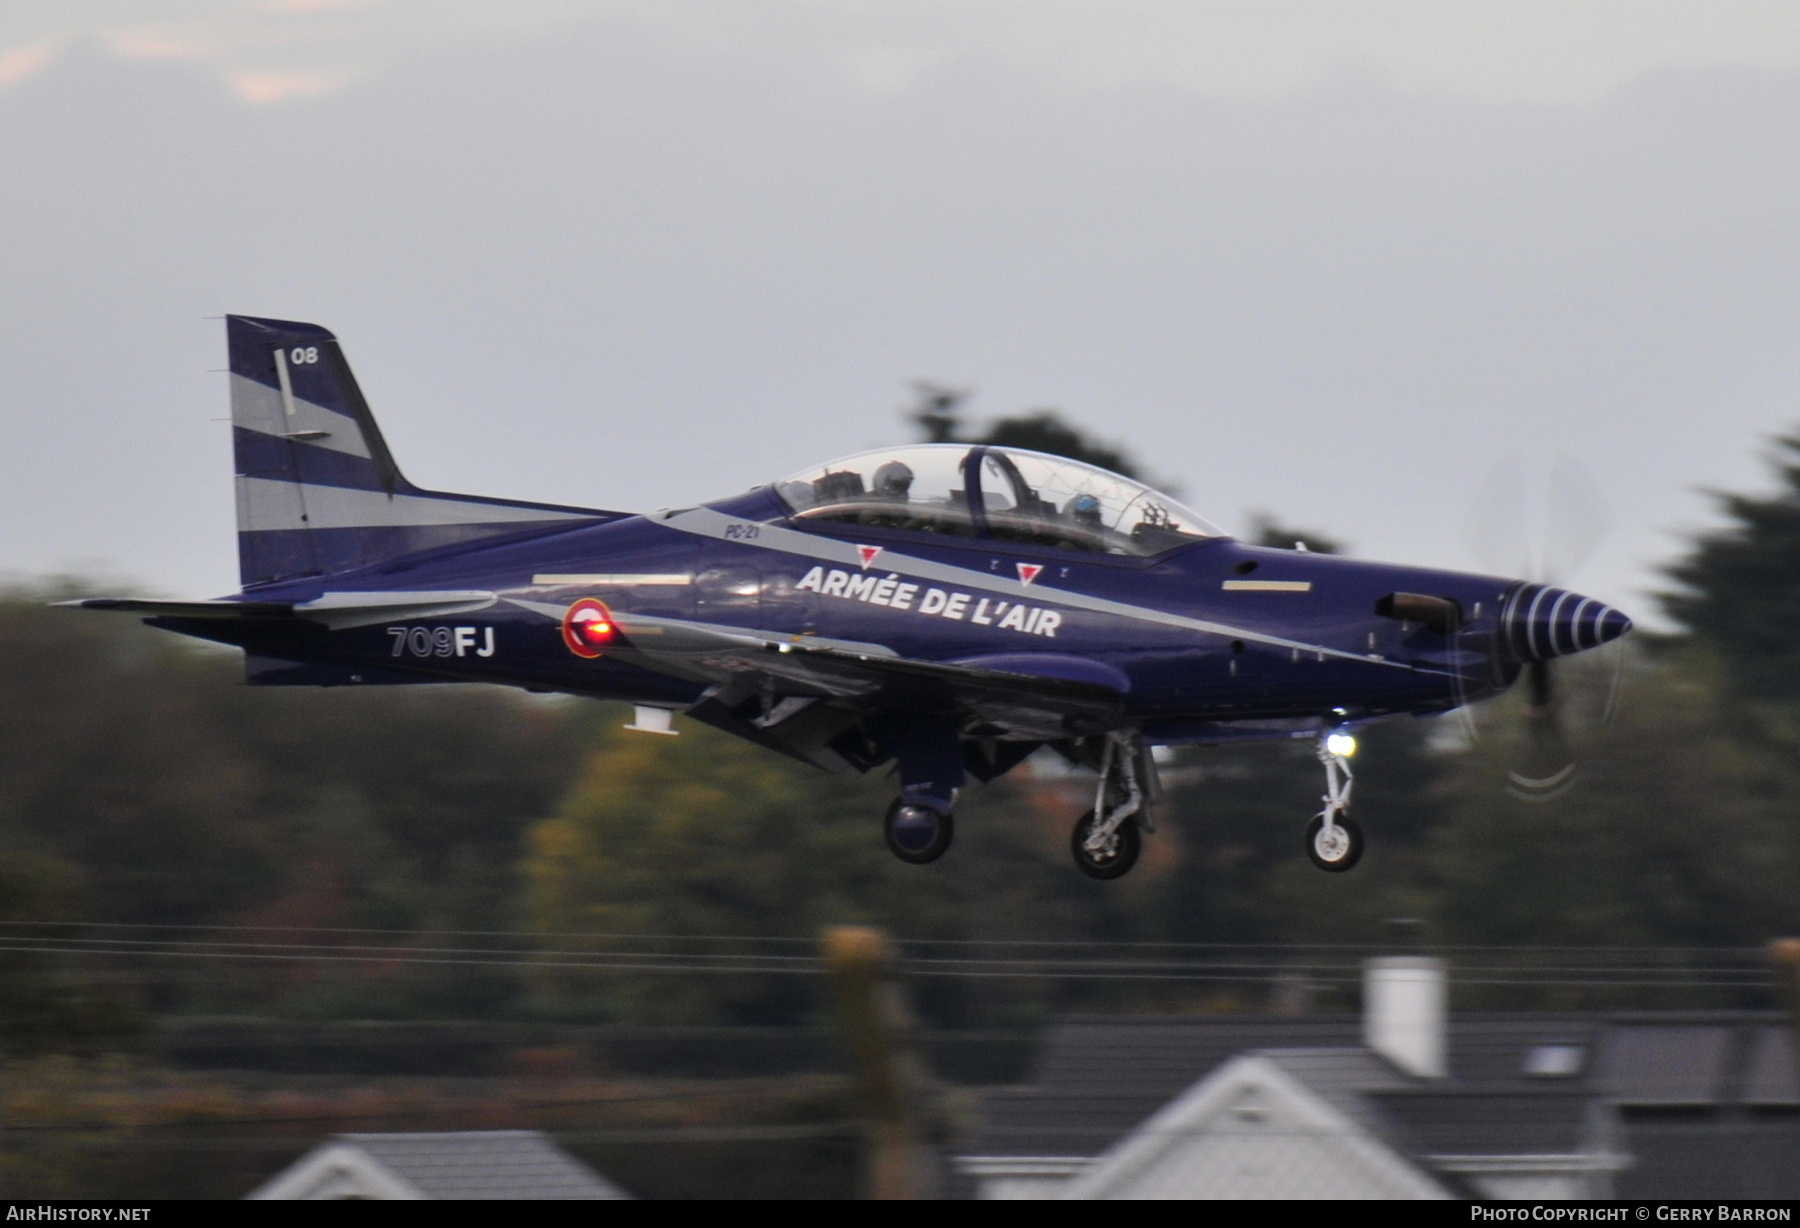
left=0, top=1079, right=836, bottom=1133
left=3, top=934, right=1772, bottom=975
left=0, top=920, right=1776, bottom=956
left=0, top=938, right=1776, bottom=988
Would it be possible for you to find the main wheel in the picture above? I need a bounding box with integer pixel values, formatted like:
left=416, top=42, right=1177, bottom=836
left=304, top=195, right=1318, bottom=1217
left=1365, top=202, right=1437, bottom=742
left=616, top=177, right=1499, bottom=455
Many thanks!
left=1305, top=814, right=1364, bottom=872
left=884, top=799, right=955, bottom=864
left=1071, top=809, right=1141, bottom=880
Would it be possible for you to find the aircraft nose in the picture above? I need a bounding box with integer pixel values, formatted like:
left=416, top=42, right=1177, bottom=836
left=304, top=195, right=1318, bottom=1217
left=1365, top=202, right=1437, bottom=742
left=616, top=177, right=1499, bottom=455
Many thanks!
left=1499, top=583, right=1633, bottom=662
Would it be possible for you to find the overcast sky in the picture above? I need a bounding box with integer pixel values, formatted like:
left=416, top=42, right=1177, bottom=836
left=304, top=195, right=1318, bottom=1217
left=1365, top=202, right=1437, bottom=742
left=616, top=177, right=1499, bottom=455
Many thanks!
left=2, top=1, right=1797, bottom=623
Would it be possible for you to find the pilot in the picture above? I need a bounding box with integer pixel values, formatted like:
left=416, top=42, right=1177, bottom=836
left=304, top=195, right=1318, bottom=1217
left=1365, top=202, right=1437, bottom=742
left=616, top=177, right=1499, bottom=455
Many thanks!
left=1068, top=492, right=1103, bottom=529
left=872, top=460, right=915, bottom=503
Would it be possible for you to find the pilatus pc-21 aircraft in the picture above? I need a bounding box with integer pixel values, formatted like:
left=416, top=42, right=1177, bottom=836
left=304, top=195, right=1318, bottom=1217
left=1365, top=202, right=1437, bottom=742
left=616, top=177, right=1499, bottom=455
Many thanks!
left=70, top=316, right=1633, bottom=879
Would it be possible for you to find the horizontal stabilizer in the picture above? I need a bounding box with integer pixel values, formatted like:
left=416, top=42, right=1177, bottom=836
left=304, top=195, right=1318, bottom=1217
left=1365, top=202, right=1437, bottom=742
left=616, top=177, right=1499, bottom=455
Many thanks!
left=57, top=597, right=294, bottom=619
left=289, top=590, right=496, bottom=630
left=60, top=591, right=496, bottom=631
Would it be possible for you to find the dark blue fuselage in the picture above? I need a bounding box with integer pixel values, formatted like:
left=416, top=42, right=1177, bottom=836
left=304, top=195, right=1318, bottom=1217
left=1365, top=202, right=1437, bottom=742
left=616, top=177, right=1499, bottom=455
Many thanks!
left=167, top=484, right=1525, bottom=743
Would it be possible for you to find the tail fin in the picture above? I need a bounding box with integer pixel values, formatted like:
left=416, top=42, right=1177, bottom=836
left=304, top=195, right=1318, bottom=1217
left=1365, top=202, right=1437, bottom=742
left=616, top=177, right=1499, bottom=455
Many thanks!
left=229, top=315, right=619, bottom=587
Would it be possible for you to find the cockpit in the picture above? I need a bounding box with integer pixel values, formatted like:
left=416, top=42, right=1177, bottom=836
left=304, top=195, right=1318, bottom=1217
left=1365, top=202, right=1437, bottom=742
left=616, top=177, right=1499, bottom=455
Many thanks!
left=774, top=444, right=1222, bottom=557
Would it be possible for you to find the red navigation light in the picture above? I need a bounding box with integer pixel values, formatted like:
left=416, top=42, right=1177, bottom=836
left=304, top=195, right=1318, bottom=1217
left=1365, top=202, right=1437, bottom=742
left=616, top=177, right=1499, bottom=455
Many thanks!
left=561, top=598, right=618, bottom=658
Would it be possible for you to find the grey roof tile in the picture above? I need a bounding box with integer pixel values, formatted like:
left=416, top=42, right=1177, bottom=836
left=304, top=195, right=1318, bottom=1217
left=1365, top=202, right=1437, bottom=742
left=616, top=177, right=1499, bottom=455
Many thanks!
left=1740, top=1027, right=1799, bottom=1106
left=963, top=1011, right=1785, bottom=1173
left=1595, top=1026, right=1734, bottom=1104
left=1444, top=1019, right=1603, bottom=1086
left=1372, top=1089, right=1597, bottom=1156
left=337, top=1131, right=630, bottom=1200
left=1617, top=1117, right=1800, bottom=1200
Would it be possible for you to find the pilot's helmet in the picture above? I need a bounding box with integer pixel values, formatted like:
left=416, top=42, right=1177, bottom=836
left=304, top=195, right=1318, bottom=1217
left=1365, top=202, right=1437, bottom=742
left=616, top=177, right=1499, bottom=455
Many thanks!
left=1069, top=492, right=1103, bottom=525
left=872, top=460, right=915, bottom=499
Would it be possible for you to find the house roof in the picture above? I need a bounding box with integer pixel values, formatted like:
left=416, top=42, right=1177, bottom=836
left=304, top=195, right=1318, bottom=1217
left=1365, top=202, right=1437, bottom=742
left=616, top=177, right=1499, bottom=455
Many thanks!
left=1742, top=1027, right=1799, bottom=1105
left=250, top=1131, right=631, bottom=1200
left=975, top=1016, right=1361, bottom=1158
left=1372, top=1088, right=1601, bottom=1158
left=965, top=1011, right=1795, bottom=1164
left=1054, top=1052, right=1453, bottom=1201
left=1256, top=1048, right=1417, bottom=1148
left=1595, top=1025, right=1736, bottom=1105
left=1619, top=1115, right=1800, bottom=1200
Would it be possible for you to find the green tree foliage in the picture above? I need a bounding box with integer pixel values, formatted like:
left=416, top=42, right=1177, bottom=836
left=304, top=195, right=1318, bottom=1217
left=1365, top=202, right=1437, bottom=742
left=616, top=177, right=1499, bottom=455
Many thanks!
left=1665, top=432, right=1800, bottom=713
left=0, top=845, right=139, bottom=1054
left=1244, top=512, right=1345, bottom=556
left=1423, top=646, right=1800, bottom=1005
left=0, top=587, right=593, bottom=1030
left=903, top=383, right=1142, bottom=478
left=522, top=721, right=1172, bottom=1025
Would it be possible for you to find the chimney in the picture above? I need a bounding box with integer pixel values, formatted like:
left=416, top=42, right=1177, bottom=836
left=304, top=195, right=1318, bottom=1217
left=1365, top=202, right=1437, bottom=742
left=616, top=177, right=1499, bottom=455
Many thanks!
left=1363, top=956, right=1447, bottom=1078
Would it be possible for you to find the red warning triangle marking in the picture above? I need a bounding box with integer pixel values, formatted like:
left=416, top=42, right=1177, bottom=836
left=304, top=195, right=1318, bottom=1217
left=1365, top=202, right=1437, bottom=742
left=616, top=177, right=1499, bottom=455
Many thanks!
left=857, top=545, right=883, bottom=569
left=1017, top=563, right=1043, bottom=585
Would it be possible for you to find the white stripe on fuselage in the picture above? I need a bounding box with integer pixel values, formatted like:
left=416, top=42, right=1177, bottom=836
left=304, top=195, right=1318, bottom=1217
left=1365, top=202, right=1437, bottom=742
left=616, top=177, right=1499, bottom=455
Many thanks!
left=655, top=506, right=1405, bottom=669
left=532, top=574, right=692, bottom=586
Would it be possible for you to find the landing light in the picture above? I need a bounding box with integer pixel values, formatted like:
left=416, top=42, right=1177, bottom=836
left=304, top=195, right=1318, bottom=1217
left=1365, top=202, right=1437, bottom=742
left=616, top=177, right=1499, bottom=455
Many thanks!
left=1326, top=732, right=1358, bottom=758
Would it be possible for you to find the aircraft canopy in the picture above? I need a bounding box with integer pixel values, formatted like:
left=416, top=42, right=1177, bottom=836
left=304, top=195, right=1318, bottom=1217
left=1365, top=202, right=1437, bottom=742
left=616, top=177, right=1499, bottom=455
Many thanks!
left=775, top=443, right=1221, bottom=557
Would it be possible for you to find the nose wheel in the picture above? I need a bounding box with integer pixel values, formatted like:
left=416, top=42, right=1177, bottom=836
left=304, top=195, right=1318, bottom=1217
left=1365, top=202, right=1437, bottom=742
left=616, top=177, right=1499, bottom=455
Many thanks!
left=884, top=798, right=955, bottom=864
left=1305, top=813, right=1364, bottom=872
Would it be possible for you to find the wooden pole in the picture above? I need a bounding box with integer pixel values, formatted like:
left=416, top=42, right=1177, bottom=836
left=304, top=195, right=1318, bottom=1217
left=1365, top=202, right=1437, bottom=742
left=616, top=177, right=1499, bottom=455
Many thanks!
left=822, top=926, right=937, bottom=1200
left=1771, top=938, right=1800, bottom=1073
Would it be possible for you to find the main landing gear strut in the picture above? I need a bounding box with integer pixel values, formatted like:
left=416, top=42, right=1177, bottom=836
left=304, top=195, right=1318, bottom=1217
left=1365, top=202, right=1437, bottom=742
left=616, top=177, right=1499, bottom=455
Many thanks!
left=1070, top=732, right=1156, bottom=880
left=1305, top=730, right=1364, bottom=872
left=879, top=715, right=963, bottom=865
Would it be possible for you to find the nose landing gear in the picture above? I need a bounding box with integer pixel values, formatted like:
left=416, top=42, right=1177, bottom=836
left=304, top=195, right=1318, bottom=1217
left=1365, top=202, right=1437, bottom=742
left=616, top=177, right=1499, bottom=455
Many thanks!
left=1306, top=730, right=1364, bottom=872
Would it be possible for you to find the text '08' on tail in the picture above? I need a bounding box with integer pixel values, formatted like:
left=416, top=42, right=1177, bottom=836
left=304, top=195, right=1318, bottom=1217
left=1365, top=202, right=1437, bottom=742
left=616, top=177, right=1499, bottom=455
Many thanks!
left=227, top=315, right=621, bottom=588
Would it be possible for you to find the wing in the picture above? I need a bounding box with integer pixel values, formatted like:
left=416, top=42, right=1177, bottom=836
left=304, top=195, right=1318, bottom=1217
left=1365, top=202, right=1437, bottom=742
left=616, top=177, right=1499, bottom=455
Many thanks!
left=504, top=598, right=1123, bottom=765
left=562, top=605, right=1127, bottom=768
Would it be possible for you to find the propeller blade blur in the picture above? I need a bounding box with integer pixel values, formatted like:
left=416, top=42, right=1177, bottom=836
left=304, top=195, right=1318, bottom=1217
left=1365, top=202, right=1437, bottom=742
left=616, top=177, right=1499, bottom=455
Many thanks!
left=1543, top=456, right=1613, bottom=586
left=1507, top=659, right=1577, bottom=802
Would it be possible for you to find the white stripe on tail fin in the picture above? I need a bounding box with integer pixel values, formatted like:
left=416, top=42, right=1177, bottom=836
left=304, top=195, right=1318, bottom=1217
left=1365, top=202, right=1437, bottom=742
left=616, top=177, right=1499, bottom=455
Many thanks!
left=227, top=315, right=622, bottom=586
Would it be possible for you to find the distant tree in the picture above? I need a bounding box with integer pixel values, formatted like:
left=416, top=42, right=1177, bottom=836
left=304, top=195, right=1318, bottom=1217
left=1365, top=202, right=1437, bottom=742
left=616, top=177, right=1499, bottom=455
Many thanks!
left=0, top=843, right=140, bottom=1055
left=1425, top=646, right=1800, bottom=992
left=906, top=382, right=969, bottom=445
left=979, top=413, right=1141, bottom=480
left=522, top=720, right=1171, bottom=1025
left=1243, top=512, right=1345, bottom=556
left=0, top=589, right=594, bottom=1022
left=1664, top=432, right=1800, bottom=715
left=903, top=384, right=1143, bottom=477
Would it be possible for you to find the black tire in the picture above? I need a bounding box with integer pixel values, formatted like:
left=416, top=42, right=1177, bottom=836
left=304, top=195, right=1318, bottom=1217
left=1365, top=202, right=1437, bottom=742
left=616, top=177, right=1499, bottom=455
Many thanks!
left=1305, top=814, right=1364, bottom=872
left=884, top=798, right=955, bottom=864
left=1071, top=809, right=1141, bottom=880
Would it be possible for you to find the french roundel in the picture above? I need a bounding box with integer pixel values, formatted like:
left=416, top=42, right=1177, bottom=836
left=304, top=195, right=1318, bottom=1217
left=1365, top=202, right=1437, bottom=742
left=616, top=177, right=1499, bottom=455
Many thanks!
left=561, top=597, right=617, bottom=658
